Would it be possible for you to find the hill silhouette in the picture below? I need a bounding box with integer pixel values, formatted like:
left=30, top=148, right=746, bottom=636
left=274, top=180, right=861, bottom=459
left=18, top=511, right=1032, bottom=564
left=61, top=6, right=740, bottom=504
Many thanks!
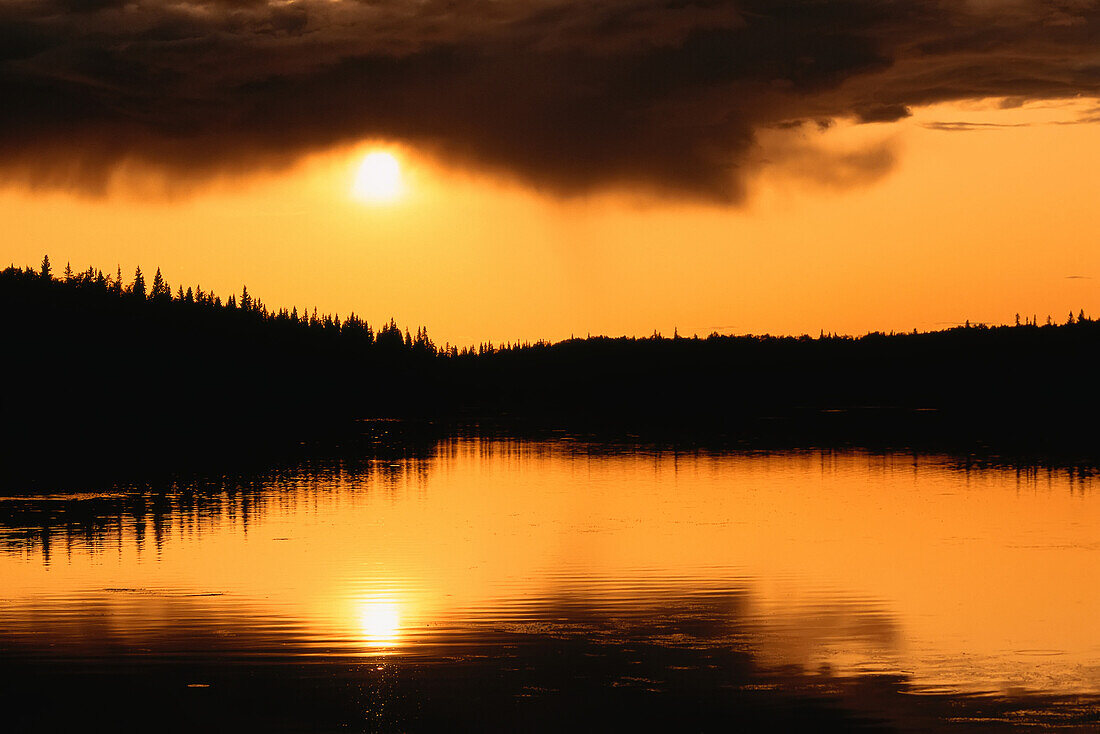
left=5, top=256, right=1100, bottom=481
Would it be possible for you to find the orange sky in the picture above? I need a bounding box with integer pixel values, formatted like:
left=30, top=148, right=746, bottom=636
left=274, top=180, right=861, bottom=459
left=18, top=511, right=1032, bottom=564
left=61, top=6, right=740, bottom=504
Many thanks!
left=4, top=98, right=1098, bottom=346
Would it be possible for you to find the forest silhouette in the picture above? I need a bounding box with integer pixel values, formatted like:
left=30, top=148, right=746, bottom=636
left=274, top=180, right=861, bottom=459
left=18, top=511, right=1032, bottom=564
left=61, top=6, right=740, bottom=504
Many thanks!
left=5, top=256, right=1100, bottom=480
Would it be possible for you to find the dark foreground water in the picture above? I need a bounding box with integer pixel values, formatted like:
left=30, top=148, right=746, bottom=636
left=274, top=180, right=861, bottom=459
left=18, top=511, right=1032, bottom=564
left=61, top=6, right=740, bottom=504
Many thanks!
left=2, top=438, right=1098, bottom=731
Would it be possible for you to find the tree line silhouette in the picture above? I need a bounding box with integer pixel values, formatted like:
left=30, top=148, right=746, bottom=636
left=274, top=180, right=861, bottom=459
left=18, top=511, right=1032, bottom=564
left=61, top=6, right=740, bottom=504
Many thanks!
left=26, top=255, right=440, bottom=355
left=5, top=255, right=1100, bottom=482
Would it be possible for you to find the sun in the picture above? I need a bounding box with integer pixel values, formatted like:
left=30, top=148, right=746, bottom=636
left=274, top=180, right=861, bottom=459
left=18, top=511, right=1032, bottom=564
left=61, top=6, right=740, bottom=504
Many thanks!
left=352, top=151, right=404, bottom=202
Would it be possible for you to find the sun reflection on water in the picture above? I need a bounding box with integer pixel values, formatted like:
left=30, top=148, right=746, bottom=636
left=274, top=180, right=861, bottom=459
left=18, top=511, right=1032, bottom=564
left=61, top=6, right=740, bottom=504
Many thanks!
left=356, top=596, right=403, bottom=649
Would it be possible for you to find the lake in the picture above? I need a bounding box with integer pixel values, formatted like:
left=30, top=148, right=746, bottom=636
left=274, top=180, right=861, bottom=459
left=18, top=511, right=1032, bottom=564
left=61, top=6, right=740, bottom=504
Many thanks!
left=2, top=436, right=1098, bottom=731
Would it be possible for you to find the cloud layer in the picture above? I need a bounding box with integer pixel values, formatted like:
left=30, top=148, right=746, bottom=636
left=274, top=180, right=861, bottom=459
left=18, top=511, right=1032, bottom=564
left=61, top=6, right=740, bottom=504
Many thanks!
left=3, top=0, right=1100, bottom=200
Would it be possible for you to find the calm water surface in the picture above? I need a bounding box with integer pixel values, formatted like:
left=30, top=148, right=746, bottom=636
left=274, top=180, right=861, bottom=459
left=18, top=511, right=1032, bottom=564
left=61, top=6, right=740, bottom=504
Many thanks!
left=2, top=438, right=1098, bottom=731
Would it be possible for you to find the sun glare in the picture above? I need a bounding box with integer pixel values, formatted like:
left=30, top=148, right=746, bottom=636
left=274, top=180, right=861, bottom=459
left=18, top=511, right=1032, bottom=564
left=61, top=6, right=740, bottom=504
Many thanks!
left=352, top=151, right=404, bottom=202
left=357, top=597, right=402, bottom=648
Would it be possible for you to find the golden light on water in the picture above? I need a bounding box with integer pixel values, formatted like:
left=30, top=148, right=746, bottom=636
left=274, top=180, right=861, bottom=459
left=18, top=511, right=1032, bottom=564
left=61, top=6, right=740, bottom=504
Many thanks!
left=352, top=151, right=405, bottom=203
left=3, top=445, right=1100, bottom=697
left=356, top=597, right=403, bottom=648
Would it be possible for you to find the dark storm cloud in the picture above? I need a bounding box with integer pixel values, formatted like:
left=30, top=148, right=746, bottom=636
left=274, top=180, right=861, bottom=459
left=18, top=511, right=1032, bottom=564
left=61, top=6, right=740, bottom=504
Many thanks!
left=3, top=0, right=1100, bottom=200
left=854, top=104, right=912, bottom=123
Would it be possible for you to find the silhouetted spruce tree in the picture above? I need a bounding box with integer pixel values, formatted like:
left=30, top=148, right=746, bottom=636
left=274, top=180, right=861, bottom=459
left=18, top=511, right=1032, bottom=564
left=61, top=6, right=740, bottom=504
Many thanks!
left=377, top=319, right=404, bottom=350
left=40, top=255, right=51, bottom=280
left=150, top=267, right=170, bottom=300
left=130, top=266, right=147, bottom=299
